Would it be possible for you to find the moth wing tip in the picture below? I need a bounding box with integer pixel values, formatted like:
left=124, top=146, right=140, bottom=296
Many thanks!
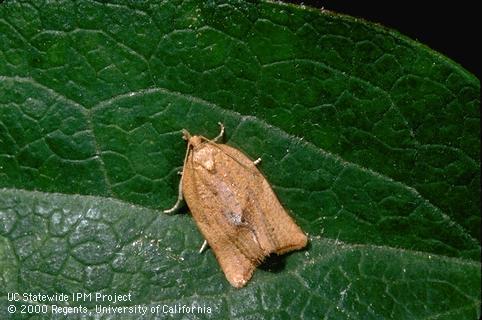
left=294, top=233, right=309, bottom=250
left=219, top=255, right=255, bottom=288
left=228, top=273, right=251, bottom=288
left=274, top=231, right=309, bottom=255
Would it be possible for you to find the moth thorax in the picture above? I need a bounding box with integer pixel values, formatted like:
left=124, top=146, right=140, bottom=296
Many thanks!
left=193, top=146, right=216, bottom=171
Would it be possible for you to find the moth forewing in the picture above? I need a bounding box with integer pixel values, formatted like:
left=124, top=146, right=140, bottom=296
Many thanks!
left=168, top=125, right=308, bottom=288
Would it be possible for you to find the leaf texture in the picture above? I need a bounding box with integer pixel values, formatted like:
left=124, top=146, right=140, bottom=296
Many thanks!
left=0, top=0, right=479, bottom=319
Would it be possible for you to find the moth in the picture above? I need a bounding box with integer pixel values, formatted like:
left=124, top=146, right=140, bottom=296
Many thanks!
left=164, top=123, right=308, bottom=288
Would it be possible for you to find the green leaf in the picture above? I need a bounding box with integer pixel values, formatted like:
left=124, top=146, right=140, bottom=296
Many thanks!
left=0, top=189, right=480, bottom=320
left=0, top=0, right=479, bottom=319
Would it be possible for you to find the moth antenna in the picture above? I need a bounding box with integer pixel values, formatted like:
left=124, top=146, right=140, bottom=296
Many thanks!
left=182, top=129, right=191, bottom=141
left=207, top=142, right=262, bottom=173
left=163, top=174, right=184, bottom=214
left=212, top=122, right=225, bottom=143
left=163, top=130, right=192, bottom=214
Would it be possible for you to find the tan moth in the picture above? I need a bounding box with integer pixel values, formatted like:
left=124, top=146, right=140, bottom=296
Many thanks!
left=164, top=123, right=308, bottom=288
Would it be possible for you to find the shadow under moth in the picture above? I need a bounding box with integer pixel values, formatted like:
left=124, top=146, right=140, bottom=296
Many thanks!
left=164, top=123, right=308, bottom=288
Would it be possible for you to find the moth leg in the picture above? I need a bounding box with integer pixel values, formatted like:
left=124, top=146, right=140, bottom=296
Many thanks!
left=253, top=157, right=262, bottom=165
left=212, top=122, right=225, bottom=143
left=163, top=174, right=184, bottom=214
left=198, top=240, right=209, bottom=253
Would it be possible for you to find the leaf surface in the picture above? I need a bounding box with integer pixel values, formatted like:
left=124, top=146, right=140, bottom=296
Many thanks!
left=0, top=0, right=479, bottom=319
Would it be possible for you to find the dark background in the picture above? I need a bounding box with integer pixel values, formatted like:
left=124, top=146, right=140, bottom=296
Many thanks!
left=280, top=1, right=479, bottom=78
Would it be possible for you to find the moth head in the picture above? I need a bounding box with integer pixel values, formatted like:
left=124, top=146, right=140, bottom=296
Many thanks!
left=188, top=135, right=203, bottom=148
left=182, top=130, right=202, bottom=147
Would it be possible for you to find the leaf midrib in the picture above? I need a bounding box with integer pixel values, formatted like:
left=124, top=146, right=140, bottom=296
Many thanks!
left=0, top=73, right=476, bottom=246
left=1, top=187, right=479, bottom=265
